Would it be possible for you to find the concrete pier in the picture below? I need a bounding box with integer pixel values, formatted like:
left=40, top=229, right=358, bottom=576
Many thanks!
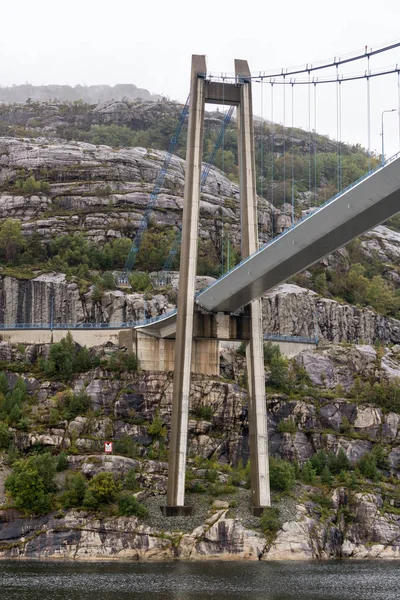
left=163, top=55, right=207, bottom=515
left=236, top=60, right=270, bottom=512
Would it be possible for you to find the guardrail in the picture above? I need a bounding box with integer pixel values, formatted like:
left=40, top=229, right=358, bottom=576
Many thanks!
left=0, top=309, right=178, bottom=331
left=264, top=334, right=318, bottom=344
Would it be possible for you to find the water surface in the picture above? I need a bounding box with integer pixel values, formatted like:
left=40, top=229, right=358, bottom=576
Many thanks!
left=0, top=560, right=399, bottom=600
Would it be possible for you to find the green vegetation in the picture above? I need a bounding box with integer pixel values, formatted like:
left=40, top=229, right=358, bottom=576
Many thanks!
left=38, top=333, right=138, bottom=381
left=5, top=453, right=56, bottom=514
left=41, top=332, right=94, bottom=381
left=118, top=493, right=148, bottom=517
left=0, top=219, right=26, bottom=264
left=60, top=472, right=87, bottom=509
left=277, top=418, right=297, bottom=434
left=269, top=457, right=296, bottom=492
left=192, top=405, right=214, bottom=420
left=0, top=376, right=29, bottom=429
left=56, top=390, right=90, bottom=421
left=83, top=472, right=120, bottom=509
left=260, top=507, right=281, bottom=541
left=303, top=242, right=400, bottom=319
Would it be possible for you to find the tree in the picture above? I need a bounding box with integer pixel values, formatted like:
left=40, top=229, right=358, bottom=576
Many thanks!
left=60, top=472, right=87, bottom=508
left=83, top=472, right=120, bottom=509
left=358, top=452, right=379, bottom=481
left=0, top=422, right=11, bottom=449
left=118, top=493, right=148, bottom=517
left=268, top=354, right=289, bottom=390
left=147, top=411, right=167, bottom=440
left=5, top=453, right=56, bottom=514
left=302, top=460, right=317, bottom=484
left=0, top=218, right=26, bottom=263
left=44, top=332, right=76, bottom=381
left=269, top=457, right=295, bottom=492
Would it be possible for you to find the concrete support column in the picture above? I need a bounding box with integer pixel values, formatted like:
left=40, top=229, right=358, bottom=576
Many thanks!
left=163, top=55, right=206, bottom=515
left=236, top=60, right=271, bottom=512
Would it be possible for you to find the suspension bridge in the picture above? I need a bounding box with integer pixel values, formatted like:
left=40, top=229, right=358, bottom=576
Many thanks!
left=2, top=40, right=400, bottom=516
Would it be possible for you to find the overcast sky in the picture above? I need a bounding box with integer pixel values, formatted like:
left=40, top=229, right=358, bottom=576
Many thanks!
left=2, top=0, right=400, bottom=156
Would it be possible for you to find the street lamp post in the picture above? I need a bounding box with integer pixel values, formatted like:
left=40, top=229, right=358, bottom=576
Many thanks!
left=291, top=179, right=305, bottom=227
left=381, top=108, right=397, bottom=164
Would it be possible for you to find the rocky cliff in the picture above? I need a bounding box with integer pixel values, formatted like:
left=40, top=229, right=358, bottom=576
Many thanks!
left=0, top=340, right=400, bottom=560
left=1, top=274, right=398, bottom=346
left=0, top=136, right=273, bottom=247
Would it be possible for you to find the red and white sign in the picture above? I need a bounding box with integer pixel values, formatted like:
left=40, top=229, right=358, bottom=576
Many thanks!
left=104, top=441, right=113, bottom=454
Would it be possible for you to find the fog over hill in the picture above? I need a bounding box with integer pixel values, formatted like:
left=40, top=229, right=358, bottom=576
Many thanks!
left=0, top=84, right=162, bottom=105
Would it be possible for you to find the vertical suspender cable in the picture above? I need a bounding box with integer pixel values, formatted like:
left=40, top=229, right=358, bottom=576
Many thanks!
left=271, top=82, right=275, bottom=237
left=336, top=65, right=340, bottom=194
left=367, top=55, right=371, bottom=172
left=339, top=79, right=342, bottom=192
left=308, top=70, right=311, bottom=209
left=314, top=81, right=317, bottom=205
left=260, top=79, right=264, bottom=200
left=398, top=70, right=400, bottom=151
left=291, top=81, right=295, bottom=226
left=283, top=75, right=286, bottom=213
left=221, top=77, right=225, bottom=274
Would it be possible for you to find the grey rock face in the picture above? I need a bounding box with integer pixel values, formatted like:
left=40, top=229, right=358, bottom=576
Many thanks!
left=264, top=284, right=400, bottom=344
left=0, top=137, right=274, bottom=249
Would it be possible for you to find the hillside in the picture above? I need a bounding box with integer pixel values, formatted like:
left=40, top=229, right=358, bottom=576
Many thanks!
left=0, top=95, right=400, bottom=561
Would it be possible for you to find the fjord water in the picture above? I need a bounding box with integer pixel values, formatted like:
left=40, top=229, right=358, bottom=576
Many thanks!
left=1, top=560, right=399, bottom=600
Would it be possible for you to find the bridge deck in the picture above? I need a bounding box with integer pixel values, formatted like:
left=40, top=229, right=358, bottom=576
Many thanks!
left=197, top=153, right=400, bottom=313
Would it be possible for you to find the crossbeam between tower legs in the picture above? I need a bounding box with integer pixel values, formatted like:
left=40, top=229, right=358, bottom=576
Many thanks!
left=161, top=55, right=206, bottom=517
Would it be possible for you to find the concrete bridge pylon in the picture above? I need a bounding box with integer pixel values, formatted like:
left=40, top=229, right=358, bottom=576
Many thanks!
left=162, top=55, right=270, bottom=517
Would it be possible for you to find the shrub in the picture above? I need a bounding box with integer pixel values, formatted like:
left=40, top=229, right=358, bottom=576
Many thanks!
left=114, top=435, right=139, bottom=459
left=263, top=342, right=281, bottom=365
left=129, top=272, right=152, bottom=292
left=83, top=472, right=120, bottom=509
left=107, top=350, right=139, bottom=372
left=358, top=452, right=379, bottom=481
left=269, top=457, right=295, bottom=492
left=118, top=493, right=148, bottom=518
left=0, top=372, right=9, bottom=395
left=372, top=444, right=389, bottom=471
left=327, top=448, right=351, bottom=475
left=44, top=332, right=76, bottom=381
left=302, top=460, right=317, bottom=484
left=60, top=472, right=87, bottom=508
left=0, top=421, right=11, bottom=449
left=320, top=465, right=333, bottom=486
left=57, top=391, right=90, bottom=421
left=192, top=405, right=213, bottom=420
left=277, top=418, right=296, bottom=434
left=5, top=453, right=56, bottom=514
left=268, top=355, right=290, bottom=391
left=260, top=507, right=280, bottom=540
left=147, top=411, right=167, bottom=440
left=0, top=377, right=28, bottom=427
left=56, top=452, right=69, bottom=472
left=124, top=468, right=139, bottom=491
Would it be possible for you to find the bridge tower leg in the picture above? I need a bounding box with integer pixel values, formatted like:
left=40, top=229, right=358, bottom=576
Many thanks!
left=162, top=56, right=206, bottom=516
left=236, top=60, right=271, bottom=513
left=163, top=55, right=270, bottom=516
